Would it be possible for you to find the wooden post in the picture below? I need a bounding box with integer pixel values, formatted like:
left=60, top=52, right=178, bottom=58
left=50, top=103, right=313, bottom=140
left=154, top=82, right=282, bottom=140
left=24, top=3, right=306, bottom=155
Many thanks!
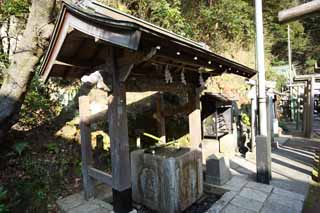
left=188, top=88, right=202, bottom=150
left=215, top=103, right=219, bottom=141
left=305, top=77, right=315, bottom=138
left=303, top=83, right=308, bottom=134
left=108, top=48, right=132, bottom=212
left=79, top=96, right=95, bottom=200
left=310, top=77, right=315, bottom=137
left=156, top=92, right=166, bottom=143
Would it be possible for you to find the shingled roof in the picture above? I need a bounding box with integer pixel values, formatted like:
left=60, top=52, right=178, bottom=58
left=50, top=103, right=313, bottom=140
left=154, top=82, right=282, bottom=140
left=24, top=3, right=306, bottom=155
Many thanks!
left=40, top=0, right=256, bottom=82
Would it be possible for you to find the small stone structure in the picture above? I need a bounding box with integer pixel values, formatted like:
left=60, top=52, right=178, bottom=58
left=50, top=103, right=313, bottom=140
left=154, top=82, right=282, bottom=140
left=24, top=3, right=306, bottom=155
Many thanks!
left=131, top=148, right=203, bottom=212
left=205, top=154, right=231, bottom=185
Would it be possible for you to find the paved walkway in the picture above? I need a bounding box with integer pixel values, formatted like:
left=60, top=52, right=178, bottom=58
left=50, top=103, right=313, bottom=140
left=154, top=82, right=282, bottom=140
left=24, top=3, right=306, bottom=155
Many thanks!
left=205, top=134, right=318, bottom=213
left=206, top=176, right=305, bottom=213
left=229, top=136, right=315, bottom=196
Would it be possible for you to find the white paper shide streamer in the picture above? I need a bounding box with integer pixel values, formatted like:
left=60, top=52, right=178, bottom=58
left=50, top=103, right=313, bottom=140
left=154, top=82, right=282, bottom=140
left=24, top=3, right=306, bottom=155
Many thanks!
left=81, top=71, right=105, bottom=89
left=165, top=65, right=173, bottom=84
left=199, top=73, right=205, bottom=87
left=181, top=68, right=187, bottom=85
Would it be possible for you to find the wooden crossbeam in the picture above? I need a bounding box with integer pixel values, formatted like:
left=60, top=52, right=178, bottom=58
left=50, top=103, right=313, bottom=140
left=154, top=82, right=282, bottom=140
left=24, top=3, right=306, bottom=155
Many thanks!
left=278, top=0, right=320, bottom=23
left=88, top=167, right=112, bottom=186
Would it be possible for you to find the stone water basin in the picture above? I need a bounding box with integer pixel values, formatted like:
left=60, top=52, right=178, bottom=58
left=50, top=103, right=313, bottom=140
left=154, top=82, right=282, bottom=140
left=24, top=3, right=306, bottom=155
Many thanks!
left=131, top=147, right=203, bottom=213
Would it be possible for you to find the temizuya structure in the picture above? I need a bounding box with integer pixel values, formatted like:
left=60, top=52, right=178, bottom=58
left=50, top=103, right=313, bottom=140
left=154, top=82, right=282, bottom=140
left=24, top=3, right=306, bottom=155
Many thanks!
left=40, top=0, right=256, bottom=212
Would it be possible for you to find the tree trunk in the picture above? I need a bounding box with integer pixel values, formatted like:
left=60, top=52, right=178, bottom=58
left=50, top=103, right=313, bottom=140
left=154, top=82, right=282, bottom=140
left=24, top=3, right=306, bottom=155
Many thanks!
left=0, top=0, right=56, bottom=141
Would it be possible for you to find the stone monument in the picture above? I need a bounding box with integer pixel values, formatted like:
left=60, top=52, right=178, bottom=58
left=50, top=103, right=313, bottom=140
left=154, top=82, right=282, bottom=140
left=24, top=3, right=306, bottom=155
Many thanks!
left=131, top=148, right=203, bottom=212
left=205, top=154, right=231, bottom=185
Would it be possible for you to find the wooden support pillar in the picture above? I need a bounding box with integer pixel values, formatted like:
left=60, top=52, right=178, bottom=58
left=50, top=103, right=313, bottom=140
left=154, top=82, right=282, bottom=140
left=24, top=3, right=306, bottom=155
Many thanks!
left=156, top=92, right=166, bottom=143
left=188, top=88, right=202, bottom=150
left=79, top=96, right=95, bottom=200
left=268, top=95, right=275, bottom=145
left=311, top=77, right=315, bottom=137
left=108, top=48, right=132, bottom=212
left=215, top=104, right=219, bottom=141
left=305, top=77, right=315, bottom=138
left=303, top=84, right=308, bottom=133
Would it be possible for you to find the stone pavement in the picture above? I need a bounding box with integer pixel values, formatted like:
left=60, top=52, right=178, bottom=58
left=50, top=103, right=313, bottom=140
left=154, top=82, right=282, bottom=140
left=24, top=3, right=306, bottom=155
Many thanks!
left=206, top=176, right=305, bottom=213
left=230, top=136, right=314, bottom=196
left=204, top=134, right=319, bottom=213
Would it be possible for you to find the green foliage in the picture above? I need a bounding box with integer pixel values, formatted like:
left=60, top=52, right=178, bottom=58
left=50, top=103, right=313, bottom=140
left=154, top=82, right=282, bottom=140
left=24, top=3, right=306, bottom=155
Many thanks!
left=266, top=69, right=287, bottom=91
left=0, top=186, right=8, bottom=213
left=264, top=0, right=319, bottom=75
left=18, top=71, right=62, bottom=129
left=4, top=140, right=82, bottom=212
left=12, top=141, right=29, bottom=156
left=241, top=113, right=250, bottom=126
left=278, top=120, right=288, bottom=132
left=46, top=143, right=59, bottom=154
left=124, top=0, right=192, bottom=37
left=0, top=0, right=30, bottom=83
left=148, top=0, right=191, bottom=37
left=196, top=0, right=254, bottom=48
left=0, top=0, right=30, bottom=19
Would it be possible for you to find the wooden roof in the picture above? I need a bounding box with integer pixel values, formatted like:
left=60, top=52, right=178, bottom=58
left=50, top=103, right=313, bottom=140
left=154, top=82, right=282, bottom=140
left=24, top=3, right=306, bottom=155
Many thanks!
left=201, top=92, right=233, bottom=104
left=40, top=0, right=256, bottom=85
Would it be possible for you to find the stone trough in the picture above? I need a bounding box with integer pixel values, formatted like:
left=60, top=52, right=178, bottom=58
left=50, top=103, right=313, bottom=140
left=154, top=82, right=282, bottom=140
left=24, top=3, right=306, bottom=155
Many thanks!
left=131, top=147, right=203, bottom=213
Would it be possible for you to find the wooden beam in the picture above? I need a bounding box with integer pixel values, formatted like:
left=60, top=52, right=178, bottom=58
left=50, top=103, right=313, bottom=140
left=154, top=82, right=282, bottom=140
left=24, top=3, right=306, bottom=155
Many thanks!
left=41, top=11, right=71, bottom=81
left=88, top=167, right=112, bottom=186
left=79, top=96, right=95, bottom=200
left=54, top=60, right=90, bottom=69
left=294, top=74, right=320, bottom=82
left=278, top=0, right=320, bottom=23
left=156, top=92, right=166, bottom=143
left=126, top=78, right=195, bottom=92
left=188, top=88, right=202, bottom=150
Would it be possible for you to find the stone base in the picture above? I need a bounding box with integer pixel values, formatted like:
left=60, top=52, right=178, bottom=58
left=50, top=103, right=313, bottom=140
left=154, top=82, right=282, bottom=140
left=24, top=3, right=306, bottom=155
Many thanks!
left=256, top=136, right=272, bottom=184
left=131, top=148, right=203, bottom=213
left=205, top=155, right=231, bottom=186
left=56, top=184, right=113, bottom=213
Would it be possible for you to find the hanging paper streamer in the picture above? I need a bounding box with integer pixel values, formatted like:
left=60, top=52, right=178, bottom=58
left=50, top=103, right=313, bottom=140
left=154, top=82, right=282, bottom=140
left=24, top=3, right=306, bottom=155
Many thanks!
left=181, top=68, right=187, bottom=85
left=165, top=65, right=173, bottom=84
left=199, top=73, right=205, bottom=87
